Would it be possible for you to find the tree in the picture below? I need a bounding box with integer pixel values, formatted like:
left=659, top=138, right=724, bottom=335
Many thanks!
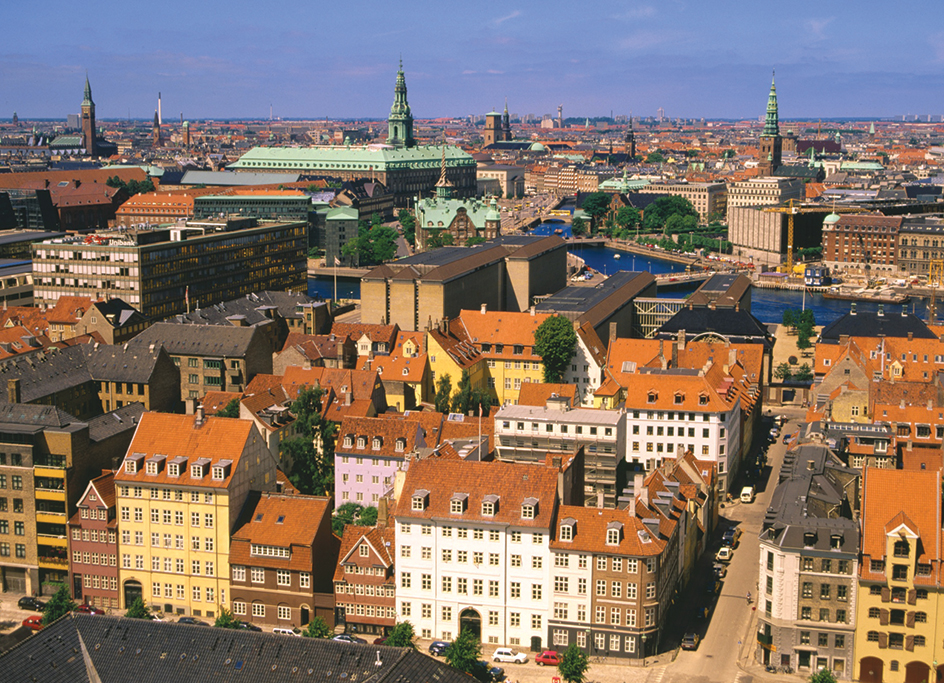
left=781, top=309, right=795, bottom=332
left=641, top=195, right=699, bottom=233
left=557, top=643, right=590, bottom=683
left=106, top=175, right=155, bottom=197
left=384, top=621, right=417, bottom=648
left=534, top=315, right=578, bottom=383
left=284, top=387, right=335, bottom=496
left=358, top=505, right=378, bottom=526
left=645, top=151, right=665, bottom=164
left=434, top=373, right=453, bottom=414
left=445, top=627, right=484, bottom=680
left=614, top=206, right=640, bottom=231
left=450, top=370, right=490, bottom=417
left=580, top=192, right=611, bottom=232
left=809, top=668, right=838, bottom=683
left=774, top=363, right=792, bottom=381
left=571, top=216, right=587, bottom=236
left=793, top=363, right=814, bottom=382
left=302, top=616, right=331, bottom=638
left=217, top=398, right=240, bottom=418
left=214, top=606, right=241, bottom=629
left=332, top=502, right=379, bottom=535
left=398, top=210, right=416, bottom=245
left=124, top=596, right=151, bottom=619
left=42, top=586, right=76, bottom=626
left=796, top=329, right=812, bottom=352
left=465, top=236, right=486, bottom=247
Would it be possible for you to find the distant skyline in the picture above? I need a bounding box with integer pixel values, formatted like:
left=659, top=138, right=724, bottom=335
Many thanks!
left=3, top=0, right=943, bottom=122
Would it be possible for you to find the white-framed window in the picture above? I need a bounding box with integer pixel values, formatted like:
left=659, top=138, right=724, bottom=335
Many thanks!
left=252, top=603, right=265, bottom=617
left=277, top=569, right=291, bottom=586
left=278, top=605, right=291, bottom=620
left=233, top=601, right=246, bottom=615
left=251, top=567, right=265, bottom=583
left=300, top=572, right=310, bottom=588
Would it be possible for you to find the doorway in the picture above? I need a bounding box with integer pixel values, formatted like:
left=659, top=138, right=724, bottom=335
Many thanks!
left=459, top=608, right=481, bottom=641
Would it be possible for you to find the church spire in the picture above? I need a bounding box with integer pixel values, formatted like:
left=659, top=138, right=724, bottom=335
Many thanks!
left=435, top=142, right=454, bottom=200
left=386, top=59, right=415, bottom=147
left=762, top=70, right=779, bottom=137
left=82, top=73, right=94, bottom=106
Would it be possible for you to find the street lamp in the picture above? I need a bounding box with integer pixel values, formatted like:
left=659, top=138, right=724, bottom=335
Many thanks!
left=641, top=633, right=647, bottom=666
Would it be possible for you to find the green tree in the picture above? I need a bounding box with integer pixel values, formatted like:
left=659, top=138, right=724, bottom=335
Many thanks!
left=774, top=363, right=792, bottom=381
left=358, top=506, right=378, bottom=526
left=106, top=175, right=156, bottom=197
left=445, top=627, right=484, bottom=679
left=284, top=387, right=335, bottom=496
left=434, top=373, right=453, bottom=414
left=796, top=329, right=812, bottom=352
left=449, top=370, right=490, bottom=416
left=782, top=309, right=795, bottom=331
left=302, top=616, right=331, bottom=638
left=465, top=236, right=486, bottom=247
left=722, top=149, right=736, bottom=159
left=641, top=195, right=699, bottom=233
left=571, top=216, right=587, bottom=236
left=645, top=151, right=665, bottom=164
left=384, top=621, right=417, bottom=648
left=793, top=363, right=814, bottom=382
left=214, top=606, right=241, bottom=629
left=42, top=586, right=76, bottom=626
left=216, top=398, right=240, bottom=418
left=332, top=502, right=379, bottom=535
left=124, top=596, right=151, bottom=619
left=369, top=224, right=399, bottom=262
left=557, top=643, right=590, bottom=683
left=534, top=315, right=578, bottom=383
left=614, top=206, right=640, bottom=230
left=809, top=668, right=838, bottom=683
left=580, top=192, right=611, bottom=232
left=398, top=209, right=416, bottom=245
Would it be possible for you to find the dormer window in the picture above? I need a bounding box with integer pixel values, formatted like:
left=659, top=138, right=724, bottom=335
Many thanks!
left=395, top=438, right=406, bottom=452
left=830, top=534, right=843, bottom=550
left=606, top=521, right=623, bottom=545
left=893, top=540, right=910, bottom=557
left=482, top=494, right=499, bottom=516
left=521, top=497, right=538, bottom=520
left=450, top=493, right=468, bottom=514
left=212, top=461, right=232, bottom=481
left=168, top=463, right=179, bottom=477
left=411, top=489, right=429, bottom=511
left=803, top=531, right=817, bottom=547
left=560, top=518, right=575, bottom=541
left=674, top=392, right=684, bottom=405
left=372, top=437, right=382, bottom=450
left=356, top=436, right=367, bottom=449
left=647, top=392, right=657, bottom=404
left=124, top=453, right=145, bottom=474
left=343, top=435, right=353, bottom=448
left=190, top=458, right=210, bottom=479
left=699, top=394, right=709, bottom=405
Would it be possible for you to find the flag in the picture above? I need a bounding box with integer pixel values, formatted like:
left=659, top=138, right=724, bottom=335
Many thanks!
left=185, top=285, right=189, bottom=306
left=334, top=256, right=341, bottom=266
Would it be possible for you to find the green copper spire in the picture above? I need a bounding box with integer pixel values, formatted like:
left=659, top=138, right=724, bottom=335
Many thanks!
left=82, top=73, right=93, bottom=106
left=387, top=59, right=415, bottom=147
left=762, top=71, right=778, bottom=137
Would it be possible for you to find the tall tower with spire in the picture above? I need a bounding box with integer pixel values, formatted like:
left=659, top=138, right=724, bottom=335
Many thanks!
left=758, top=71, right=782, bottom=177
left=152, top=110, right=162, bottom=147
left=625, top=115, right=636, bottom=160
left=386, top=59, right=415, bottom=148
left=501, top=98, right=511, bottom=141
left=81, top=74, right=96, bottom=156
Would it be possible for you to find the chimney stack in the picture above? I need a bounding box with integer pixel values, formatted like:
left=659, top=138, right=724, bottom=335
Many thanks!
left=194, top=403, right=205, bottom=428
left=377, top=497, right=388, bottom=529
left=480, top=303, right=487, bottom=314
left=7, top=379, right=20, bottom=404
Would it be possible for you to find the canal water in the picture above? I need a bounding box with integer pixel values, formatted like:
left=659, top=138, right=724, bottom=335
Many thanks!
left=308, top=244, right=937, bottom=327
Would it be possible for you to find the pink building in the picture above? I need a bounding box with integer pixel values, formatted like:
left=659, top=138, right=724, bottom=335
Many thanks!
left=68, top=471, right=119, bottom=609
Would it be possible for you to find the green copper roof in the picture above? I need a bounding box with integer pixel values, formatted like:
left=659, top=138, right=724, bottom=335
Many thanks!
left=762, top=71, right=779, bottom=138
left=82, top=75, right=93, bottom=107
left=416, top=195, right=500, bottom=230
left=823, top=212, right=840, bottom=224
left=485, top=197, right=501, bottom=222
left=326, top=206, right=359, bottom=221
left=598, top=176, right=650, bottom=192
left=231, top=144, right=475, bottom=172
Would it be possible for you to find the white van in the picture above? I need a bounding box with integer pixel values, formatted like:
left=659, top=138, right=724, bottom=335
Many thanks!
left=740, top=486, right=755, bottom=504
left=273, top=627, right=302, bottom=637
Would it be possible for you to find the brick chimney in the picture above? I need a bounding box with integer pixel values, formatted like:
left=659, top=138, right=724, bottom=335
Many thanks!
left=7, top=379, right=20, bottom=404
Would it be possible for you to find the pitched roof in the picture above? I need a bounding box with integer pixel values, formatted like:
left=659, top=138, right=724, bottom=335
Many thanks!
left=231, top=491, right=332, bottom=558
left=517, top=382, right=579, bottom=407
left=333, top=525, right=396, bottom=582
left=130, top=322, right=262, bottom=357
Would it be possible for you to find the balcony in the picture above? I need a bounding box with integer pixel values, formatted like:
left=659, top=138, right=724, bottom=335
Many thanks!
left=37, top=534, right=68, bottom=548
left=36, top=511, right=67, bottom=525
left=34, top=466, right=66, bottom=478
left=38, top=555, right=69, bottom=569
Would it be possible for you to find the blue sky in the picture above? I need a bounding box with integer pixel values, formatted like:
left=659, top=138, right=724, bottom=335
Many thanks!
left=3, top=0, right=943, bottom=121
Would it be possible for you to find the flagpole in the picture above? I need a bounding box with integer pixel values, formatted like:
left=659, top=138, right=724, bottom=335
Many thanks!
left=334, top=257, right=338, bottom=303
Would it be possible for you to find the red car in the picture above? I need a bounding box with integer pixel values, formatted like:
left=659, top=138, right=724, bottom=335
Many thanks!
left=535, top=651, right=560, bottom=666
left=22, top=615, right=43, bottom=631
left=75, top=604, right=105, bottom=615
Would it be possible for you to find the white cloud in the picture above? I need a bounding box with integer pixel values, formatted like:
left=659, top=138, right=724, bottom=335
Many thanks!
left=805, top=17, right=834, bottom=41
left=613, top=6, right=656, bottom=21
left=492, top=10, right=521, bottom=26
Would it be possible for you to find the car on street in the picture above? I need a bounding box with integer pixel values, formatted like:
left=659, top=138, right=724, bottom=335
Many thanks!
left=783, top=432, right=794, bottom=444
left=22, top=615, right=44, bottom=631
left=373, top=636, right=388, bottom=645
left=236, top=622, right=262, bottom=632
left=332, top=634, right=367, bottom=644
left=769, top=428, right=780, bottom=439
left=721, top=528, right=741, bottom=547
left=715, top=546, right=733, bottom=563
left=18, top=596, right=45, bottom=611
left=475, top=661, right=504, bottom=682
left=712, top=562, right=727, bottom=579
left=681, top=633, right=700, bottom=650
left=535, top=651, right=560, bottom=666
left=177, top=616, right=208, bottom=626
left=429, top=641, right=451, bottom=656
left=74, top=604, right=105, bottom=615
left=492, top=647, right=528, bottom=663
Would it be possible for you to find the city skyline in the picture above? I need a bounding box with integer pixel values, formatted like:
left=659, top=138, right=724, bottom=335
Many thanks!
left=2, top=0, right=944, bottom=121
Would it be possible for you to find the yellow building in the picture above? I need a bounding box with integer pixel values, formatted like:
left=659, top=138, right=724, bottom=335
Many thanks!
left=855, top=468, right=943, bottom=683
left=114, top=409, right=276, bottom=618
left=427, top=319, right=488, bottom=397
left=453, top=308, right=548, bottom=405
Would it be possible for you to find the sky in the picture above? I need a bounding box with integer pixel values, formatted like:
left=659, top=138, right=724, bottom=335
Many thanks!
left=3, top=0, right=943, bottom=122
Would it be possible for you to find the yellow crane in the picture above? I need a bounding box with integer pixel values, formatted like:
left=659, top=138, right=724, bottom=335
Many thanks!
left=763, top=201, right=866, bottom=274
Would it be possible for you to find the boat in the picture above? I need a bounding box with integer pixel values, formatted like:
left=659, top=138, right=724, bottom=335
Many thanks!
left=821, top=288, right=909, bottom=305
left=613, top=253, right=621, bottom=260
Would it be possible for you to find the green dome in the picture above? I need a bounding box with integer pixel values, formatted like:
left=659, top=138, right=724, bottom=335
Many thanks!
left=529, top=141, right=546, bottom=152
left=485, top=198, right=501, bottom=222
left=823, top=212, right=840, bottom=225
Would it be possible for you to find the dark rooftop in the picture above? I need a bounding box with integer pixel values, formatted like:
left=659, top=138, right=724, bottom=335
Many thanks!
left=818, top=308, right=936, bottom=343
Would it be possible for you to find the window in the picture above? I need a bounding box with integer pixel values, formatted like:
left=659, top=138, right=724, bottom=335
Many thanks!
left=801, top=606, right=811, bottom=620
left=277, top=569, right=291, bottom=586
left=532, top=584, right=542, bottom=600
left=510, top=582, right=521, bottom=599
left=251, top=567, right=265, bottom=583
left=232, top=565, right=246, bottom=581
left=252, top=603, right=265, bottom=618
left=820, top=584, right=830, bottom=599
left=596, top=580, right=606, bottom=596
left=400, top=572, right=411, bottom=588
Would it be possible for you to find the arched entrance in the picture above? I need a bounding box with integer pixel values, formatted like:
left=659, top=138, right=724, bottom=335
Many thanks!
left=459, top=608, right=481, bottom=641
left=860, top=657, right=884, bottom=683
left=300, top=605, right=310, bottom=626
left=905, top=662, right=930, bottom=683
left=123, top=580, right=142, bottom=609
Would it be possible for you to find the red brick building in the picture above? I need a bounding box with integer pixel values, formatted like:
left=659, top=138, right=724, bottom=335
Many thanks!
left=68, top=471, right=119, bottom=610
left=822, top=213, right=902, bottom=274
left=229, top=492, right=339, bottom=630
left=333, top=523, right=396, bottom=638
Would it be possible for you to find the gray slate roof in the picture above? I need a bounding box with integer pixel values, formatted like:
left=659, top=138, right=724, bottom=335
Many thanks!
left=88, top=403, right=145, bottom=442
left=0, top=346, right=91, bottom=403
left=0, top=614, right=472, bottom=683
left=81, top=343, right=166, bottom=383
left=169, top=291, right=318, bottom=327
left=0, top=403, right=79, bottom=429
left=130, top=322, right=260, bottom=357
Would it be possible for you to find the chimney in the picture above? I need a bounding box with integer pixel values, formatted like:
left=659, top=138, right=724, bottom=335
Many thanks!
left=596, top=491, right=604, bottom=509
left=194, top=403, right=205, bottom=429
left=7, top=378, right=20, bottom=404
left=609, top=321, right=617, bottom=342
left=677, top=329, right=686, bottom=351
left=73, top=179, right=80, bottom=188
left=671, top=338, right=678, bottom=367
left=345, top=391, right=352, bottom=406
left=530, top=306, right=535, bottom=316
left=480, top=304, right=487, bottom=314
left=377, top=497, right=388, bottom=529
left=633, top=472, right=647, bottom=508
left=908, top=331, right=913, bottom=341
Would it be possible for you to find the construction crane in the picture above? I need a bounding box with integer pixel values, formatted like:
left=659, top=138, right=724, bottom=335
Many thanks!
left=763, top=201, right=866, bottom=274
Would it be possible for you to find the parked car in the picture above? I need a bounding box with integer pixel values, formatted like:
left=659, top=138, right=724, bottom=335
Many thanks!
left=712, top=562, right=727, bottom=579
left=332, top=633, right=366, bottom=644
left=535, top=651, right=560, bottom=666
left=236, top=622, right=262, bottom=632
left=474, top=661, right=504, bottom=682
left=705, top=580, right=722, bottom=595
left=721, top=528, right=741, bottom=547
left=715, top=546, right=733, bottom=563
left=373, top=636, right=388, bottom=645
left=274, top=627, right=302, bottom=637
left=492, top=647, right=528, bottom=663
left=769, top=428, right=780, bottom=439
left=177, top=616, right=208, bottom=626
left=429, top=641, right=451, bottom=656
left=783, top=432, right=794, bottom=444
left=740, top=486, right=755, bottom=504
left=22, top=615, right=44, bottom=631
left=18, top=596, right=45, bottom=611
left=681, top=633, right=700, bottom=650
left=74, top=604, right=105, bottom=615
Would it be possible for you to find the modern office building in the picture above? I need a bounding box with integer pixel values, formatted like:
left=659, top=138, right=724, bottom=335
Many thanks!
left=31, top=217, right=306, bottom=319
